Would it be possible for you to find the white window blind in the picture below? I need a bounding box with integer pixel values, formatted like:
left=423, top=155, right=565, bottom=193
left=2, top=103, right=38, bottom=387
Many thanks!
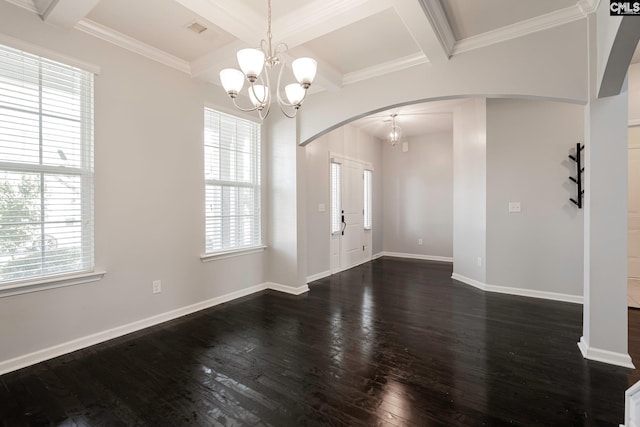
left=330, top=162, right=341, bottom=234
left=204, top=108, right=261, bottom=253
left=0, top=43, right=94, bottom=285
left=364, top=169, right=372, bottom=230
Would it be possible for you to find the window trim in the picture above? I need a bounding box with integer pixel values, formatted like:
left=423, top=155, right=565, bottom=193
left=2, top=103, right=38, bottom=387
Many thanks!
left=200, top=245, right=267, bottom=263
left=0, top=270, right=105, bottom=298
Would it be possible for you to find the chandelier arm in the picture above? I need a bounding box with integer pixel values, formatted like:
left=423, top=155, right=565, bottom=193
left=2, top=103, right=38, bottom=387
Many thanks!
left=277, top=103, right=298, bottom=119
left=259, top=67, right=272, bottom=119
left=275, top=55, right=291, bottom=108
left=260, top=39, right=269, bottom=56
left=274, top=42, right=289, bottom=57
left=231, top=96, right=260, bottom=113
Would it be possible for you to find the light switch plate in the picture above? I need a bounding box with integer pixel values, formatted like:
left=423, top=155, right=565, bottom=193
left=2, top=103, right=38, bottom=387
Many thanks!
left=508, top=202, right=521, bottom=213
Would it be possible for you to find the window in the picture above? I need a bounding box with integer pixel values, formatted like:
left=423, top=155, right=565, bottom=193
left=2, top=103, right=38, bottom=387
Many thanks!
left=204, top=108, right=261, bottom=253
left=0, top=44, right=94, bottom=285
left=330, top=161, right=341, bottom=234
left=364, top=169, right=372, bottom=230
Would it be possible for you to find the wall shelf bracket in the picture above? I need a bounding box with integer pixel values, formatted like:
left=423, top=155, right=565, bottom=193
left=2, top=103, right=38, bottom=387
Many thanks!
left=568, top=143, right=585, bottom=209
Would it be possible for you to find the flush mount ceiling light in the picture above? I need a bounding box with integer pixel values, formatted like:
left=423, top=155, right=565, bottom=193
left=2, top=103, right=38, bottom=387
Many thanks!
left=389, top=114, right=401, bottom=146
left=219, top=0, right=318, bottom=120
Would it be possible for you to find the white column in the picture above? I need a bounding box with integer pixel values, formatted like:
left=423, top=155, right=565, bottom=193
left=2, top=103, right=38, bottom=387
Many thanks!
left=579, top=87, right=633, bottom=368
left=265, top=115, right=309, bottom=293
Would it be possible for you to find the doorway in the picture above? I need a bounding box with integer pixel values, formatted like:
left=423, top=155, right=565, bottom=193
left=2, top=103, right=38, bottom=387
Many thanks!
left=330, top=154, right=373, bottom=274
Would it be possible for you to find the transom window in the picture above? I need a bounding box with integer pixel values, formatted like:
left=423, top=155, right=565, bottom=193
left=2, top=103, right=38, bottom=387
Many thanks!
left=204, top=108, right=261, bottom=253
left=0, top=43, right=94, bottom=284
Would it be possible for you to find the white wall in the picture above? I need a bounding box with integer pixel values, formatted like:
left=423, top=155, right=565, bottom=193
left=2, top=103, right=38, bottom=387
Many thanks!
left=452, top=99, right=487, bottom=283
left=305, top=124, right=383, bottom=278
left=383, top=132, right=453, bottom=258
left=0, top=3, right=266, bottom=365
left=486, top=99, right=584, bottom=297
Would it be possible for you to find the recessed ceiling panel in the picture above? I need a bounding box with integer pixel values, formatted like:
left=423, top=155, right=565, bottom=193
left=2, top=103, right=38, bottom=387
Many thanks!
left=244, top=0, right=316, bottom=19
left=87, top=0, right=236, bottom=62
left=302, top=9, right=420, bottom=75
left=440, top=0, right=577, bottom=40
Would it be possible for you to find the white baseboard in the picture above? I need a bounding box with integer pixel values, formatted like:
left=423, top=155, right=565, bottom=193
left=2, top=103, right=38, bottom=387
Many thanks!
left=306, top=270, right=331, bottom=283
left=0, top=281, right=309, bottom=376
left=372, top=252, right=385, bottom=260
left=264, top=282, right=310, bottom=295
left=451, top=273, right=486, bottom=290
left=378, top=251, right=453, bottom=263
left=451, top=273, right=584, bottom=305
left=578, top=336, right=635, bottom=369
left=331, top=256, right=375, bottom=275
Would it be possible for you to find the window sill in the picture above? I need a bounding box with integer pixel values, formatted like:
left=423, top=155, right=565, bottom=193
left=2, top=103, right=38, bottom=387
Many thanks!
left=0, top=270, right=106, bottom=298
left=200, top=246, right=267, bottom=262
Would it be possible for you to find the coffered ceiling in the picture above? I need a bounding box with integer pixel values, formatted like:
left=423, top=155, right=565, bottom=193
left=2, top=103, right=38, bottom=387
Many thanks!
left=3, top=0, right=600, bottom=137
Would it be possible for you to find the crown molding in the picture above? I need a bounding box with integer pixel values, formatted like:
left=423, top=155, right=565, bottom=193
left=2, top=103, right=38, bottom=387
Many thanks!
left=417, top=0, right=455, bottom=57
left=577, top=0, right=600, bottom=15
left=342, top=52, right=428, bottom=86
left=75, top=19, right=191, bottom=74
left=4, top=0, right=38, bottom=13
left=452, top=5, right=584, bottom=55
left=3, top=0, right=191, bottom=74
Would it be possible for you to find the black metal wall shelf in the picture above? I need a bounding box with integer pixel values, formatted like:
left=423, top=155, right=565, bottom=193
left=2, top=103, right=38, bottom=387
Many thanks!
left=569, top=142, right=584, bottom=208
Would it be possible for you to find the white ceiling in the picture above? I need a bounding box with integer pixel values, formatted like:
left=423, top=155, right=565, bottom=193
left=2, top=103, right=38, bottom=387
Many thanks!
left=440, top=0, right=577, bottom=40
left=87, top=0, right=236, bottom=62
left=3, top=0, right=599, bottom=136
left=303, top=9, right=420, bottom=75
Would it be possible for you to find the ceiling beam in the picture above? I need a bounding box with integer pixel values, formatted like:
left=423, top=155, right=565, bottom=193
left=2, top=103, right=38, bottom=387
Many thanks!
left=38, top=0, right=102, bottom=29
left=393, top=0, right=454, bottom=63
left=33, top=0, right=55, bottom=15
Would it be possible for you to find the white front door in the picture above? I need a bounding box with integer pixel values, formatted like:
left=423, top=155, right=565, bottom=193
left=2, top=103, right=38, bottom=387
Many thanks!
left=340, top=160, right=365, bottom=269
left=329, top=156, right=371, bottom=274
left=630, top=142, right=640, bottom=278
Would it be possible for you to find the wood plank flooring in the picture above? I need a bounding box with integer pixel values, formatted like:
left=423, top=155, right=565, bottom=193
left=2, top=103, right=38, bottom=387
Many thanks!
left=1, top=257, right=640, bottom=426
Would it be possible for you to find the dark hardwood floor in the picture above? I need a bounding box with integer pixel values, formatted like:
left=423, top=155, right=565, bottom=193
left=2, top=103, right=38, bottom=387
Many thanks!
left=2, top=257, right=640, bottom=426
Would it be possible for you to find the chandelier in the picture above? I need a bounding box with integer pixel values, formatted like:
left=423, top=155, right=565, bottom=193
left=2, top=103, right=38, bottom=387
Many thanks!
left=389, top=114, right=401, bottom=146
left=219, top=0, right=318, bottom=120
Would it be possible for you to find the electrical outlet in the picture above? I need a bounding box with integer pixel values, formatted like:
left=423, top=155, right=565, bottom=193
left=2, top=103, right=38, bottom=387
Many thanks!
left=477, top=257, right=482, bottom=267
left=508, top=202, right=521, bottom=213
left=418, top=238, right=423, bottom=245
left=318, top=203, right=326, bottom=212
left=152, top=280, right=162, bottom=294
